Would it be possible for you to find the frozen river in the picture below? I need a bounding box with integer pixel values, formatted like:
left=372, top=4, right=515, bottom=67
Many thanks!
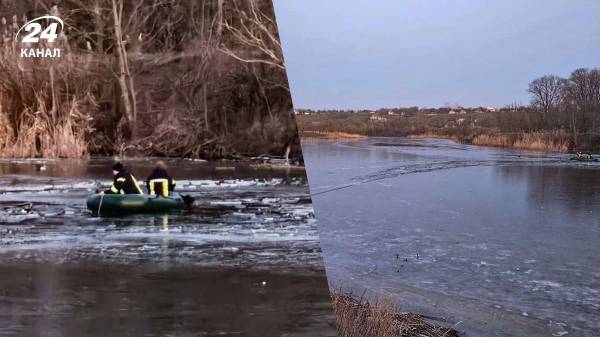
left=0, top=158, right=335, bottom=337
left=303, top=137, right=600, bottom=337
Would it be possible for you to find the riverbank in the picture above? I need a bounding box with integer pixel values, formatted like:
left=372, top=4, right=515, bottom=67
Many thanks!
left=303, top=129, right=572, bottom=153
left=409, top=131, right=570, bottom=153
left=470, top=132, right=570, bottom=152
left=296, top=111, right=599, bottom=153
left=331, top=292, right=460, bottom=337
left=300, top=131, right=368, bottom=140
left=1, top=0, right=298, bottom=161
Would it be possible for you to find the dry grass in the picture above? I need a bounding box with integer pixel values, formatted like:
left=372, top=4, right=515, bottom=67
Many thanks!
left=331, top=292, right=461, bottom=337
left=1, top=1, right=298, bottom=160
left=0, top=16, right=97, bottom=158
left=0, top=99, right=90, bottom=158
left=471, top=134, right=513, bottom=148
left=472, top=132, right=570, bottom=152
left=513, top=132, right=570, bottom=152
left=408, top=132, right=464, bottom=143
left=300, top=131, right=367, bottom=140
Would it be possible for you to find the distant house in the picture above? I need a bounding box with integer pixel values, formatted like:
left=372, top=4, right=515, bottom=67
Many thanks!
left=369, top=115, right=387, bottom=122
left=485, top=107, right=496, bottom=112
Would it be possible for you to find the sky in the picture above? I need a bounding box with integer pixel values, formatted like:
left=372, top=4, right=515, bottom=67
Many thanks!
left=273, top=0, right=600, bottom=109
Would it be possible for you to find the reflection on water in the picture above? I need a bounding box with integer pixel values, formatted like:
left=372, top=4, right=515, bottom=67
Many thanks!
left=0, top=264, right=332, bottom=337
left=302, top=138, right=600, bottom=337
left=496, top=165, right=600, bottom=214
left=0, top=159, right=335, bottom=337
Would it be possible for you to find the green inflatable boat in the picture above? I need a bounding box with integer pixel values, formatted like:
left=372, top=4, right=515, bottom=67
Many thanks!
left=87, top=194, right=184, bottom=215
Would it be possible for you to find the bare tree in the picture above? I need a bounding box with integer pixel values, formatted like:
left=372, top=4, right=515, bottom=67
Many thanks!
left=566, top=69, right=600, bottom=119
left=528, top=75, right=566, bottom=125
left=219, top=0, right=285, bottom=70
left=111, top=0, right=138, bottom=140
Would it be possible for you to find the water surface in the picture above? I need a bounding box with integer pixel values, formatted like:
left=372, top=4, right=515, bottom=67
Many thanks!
left=0, top=158, right=335, bottom=337
left=302, top=137, right=600, bottom=337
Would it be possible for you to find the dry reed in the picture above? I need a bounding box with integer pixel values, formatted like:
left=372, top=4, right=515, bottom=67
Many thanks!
left=471, top=134, right=513, bottom=148
left=513, top=132, right=570, bottom=152
left=331, top=292, right=461, bottom=337
left=0, top=15, right=97, bottom=158
left=472, top=132, right=570, bottom=152
left=300, top=131, right=367, bottom=140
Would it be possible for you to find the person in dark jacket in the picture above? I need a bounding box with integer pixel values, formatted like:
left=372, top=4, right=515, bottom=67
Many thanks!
left=104, top=162, right=143, bottom=195
left=146, top=161, right=175, bottom=197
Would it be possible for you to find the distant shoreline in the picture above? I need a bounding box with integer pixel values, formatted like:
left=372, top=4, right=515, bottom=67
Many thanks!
left=409, top=132, right=570, bottom=153
left=303, top=130, right=571, bottom=153
left=296, top=110, right=581, bottom=153
left=299, top=131, right=368, bottom=140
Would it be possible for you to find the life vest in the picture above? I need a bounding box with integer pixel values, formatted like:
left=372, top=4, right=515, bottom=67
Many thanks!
left=146, top=169, right=175, bottom=197
left=107, top=171, right=143, bottom=195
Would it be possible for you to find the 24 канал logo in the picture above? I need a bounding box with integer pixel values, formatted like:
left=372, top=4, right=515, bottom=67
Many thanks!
left=15, top=15, right=63, bottom=58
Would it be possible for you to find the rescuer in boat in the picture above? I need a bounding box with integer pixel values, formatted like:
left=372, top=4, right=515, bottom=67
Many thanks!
left=103, top=162, right=144, bottom=194
left=146, top=161, right=175, bottom=198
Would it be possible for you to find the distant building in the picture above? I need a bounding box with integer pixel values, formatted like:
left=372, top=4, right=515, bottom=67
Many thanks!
left=485, top=107, right=496, bottom=112
left=369, top=115, right=387, bottom=122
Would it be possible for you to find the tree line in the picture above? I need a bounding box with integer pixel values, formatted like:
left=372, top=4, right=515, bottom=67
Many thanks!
left=528, top=68, right=600, bottom=147
left=297, top=67, right=600, bottom=152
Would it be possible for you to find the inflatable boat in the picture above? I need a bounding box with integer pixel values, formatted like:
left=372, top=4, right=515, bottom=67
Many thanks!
left=87, top=194, right=184, bottom=216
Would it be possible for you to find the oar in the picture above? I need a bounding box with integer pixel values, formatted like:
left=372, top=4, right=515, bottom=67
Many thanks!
left=97, top=193, right=105, bottom=216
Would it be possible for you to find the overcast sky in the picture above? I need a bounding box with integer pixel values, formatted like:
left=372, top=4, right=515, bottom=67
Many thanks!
left=273, top=0, right=600, bottom=109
